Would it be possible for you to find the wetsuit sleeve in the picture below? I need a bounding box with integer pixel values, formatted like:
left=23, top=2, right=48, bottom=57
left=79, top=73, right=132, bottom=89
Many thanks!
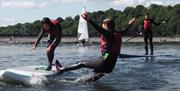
left=121, top=24, right=131, bottom=36
left=88, top=20, right=104, bottom=33
left=123, top=24, right=131, bottom=32
left=150, top=19, right=160, bottom=26
left=34, top=29, right=45, bottom=48
left=88, top=20, right=110, bottom=38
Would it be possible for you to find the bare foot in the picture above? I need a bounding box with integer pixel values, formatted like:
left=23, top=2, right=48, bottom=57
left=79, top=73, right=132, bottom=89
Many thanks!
left=55, top=60, right=62, bottom=73
left=45, top=65, right=52, bottom=71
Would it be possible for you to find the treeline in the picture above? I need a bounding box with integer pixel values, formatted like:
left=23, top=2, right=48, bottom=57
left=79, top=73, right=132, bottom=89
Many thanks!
left=0, top=4, right=180, bottom=37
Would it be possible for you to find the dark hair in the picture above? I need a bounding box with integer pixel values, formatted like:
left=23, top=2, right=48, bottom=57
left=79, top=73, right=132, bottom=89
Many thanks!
left=42, top=17, right=51, bottom=25
left=145, top=12, right=149, bottom=16
left=103, top=17, right=115, bottom=30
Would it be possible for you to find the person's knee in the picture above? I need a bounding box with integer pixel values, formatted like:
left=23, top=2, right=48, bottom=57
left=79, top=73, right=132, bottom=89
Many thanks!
left=104, top=68, right=113, bottom=73
left=79, top=62, right=85, bottom=67
left=144, top=40, right=148, bottom=44
left=47, top=50, right=51, bottom=54
left=95, top=67, right=113, bottom=73
left=47, top=51, right=54, bottom=56
left=46, top=48, right=55, bottom=54
left=145, top=44, right=148, bottom=47
left=150, top=42, right=153, bottom=45
left=149, top=41, right=153, bottom=45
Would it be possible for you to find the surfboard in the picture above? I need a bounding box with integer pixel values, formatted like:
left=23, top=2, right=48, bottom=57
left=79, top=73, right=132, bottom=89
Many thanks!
left=0, top=65, right=57, bottom=85
left=119, top=53, right=156, bottom=58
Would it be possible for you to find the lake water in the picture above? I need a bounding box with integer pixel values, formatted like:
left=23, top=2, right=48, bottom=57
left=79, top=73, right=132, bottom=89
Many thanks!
left=0, top=42, right=180, bottom=91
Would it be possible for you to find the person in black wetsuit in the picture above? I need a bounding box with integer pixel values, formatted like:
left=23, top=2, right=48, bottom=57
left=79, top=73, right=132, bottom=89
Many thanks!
left=142, top=13, right=161, bottom=55
left=31, top=17, right=62, bottom=71
left=55, top=13, right=136, bottom=82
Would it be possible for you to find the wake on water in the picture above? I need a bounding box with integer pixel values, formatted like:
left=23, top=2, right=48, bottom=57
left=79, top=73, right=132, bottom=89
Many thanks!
left=0, top=75, right=48, bottom=86
left=33, top=72, right=103, bottom=86
left=56, top=74, right=94, bottom=83
left=28, top=75, right=48, bottom=86
left=0, top=73, right=99, bottom=87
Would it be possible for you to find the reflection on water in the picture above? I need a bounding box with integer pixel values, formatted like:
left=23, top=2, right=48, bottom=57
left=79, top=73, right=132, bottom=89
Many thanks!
left=0, top=43, right=180, bottom=91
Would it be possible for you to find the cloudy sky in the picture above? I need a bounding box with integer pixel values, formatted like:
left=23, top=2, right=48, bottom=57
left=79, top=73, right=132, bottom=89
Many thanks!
left=0, top=0, right=179, bottom=26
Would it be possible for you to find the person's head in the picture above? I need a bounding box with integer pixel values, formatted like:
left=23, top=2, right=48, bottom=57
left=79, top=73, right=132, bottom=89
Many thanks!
left=81, top=39, right=86, bottom=44
left=42, top=17, right=51, bottom=30
left=144, top=12, right=149, bottom=19
left=102, top=17, right=115, bottom=31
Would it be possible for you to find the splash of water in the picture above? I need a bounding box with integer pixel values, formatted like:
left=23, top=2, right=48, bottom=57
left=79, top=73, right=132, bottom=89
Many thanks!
left=27, top=75, right=48, bottom=86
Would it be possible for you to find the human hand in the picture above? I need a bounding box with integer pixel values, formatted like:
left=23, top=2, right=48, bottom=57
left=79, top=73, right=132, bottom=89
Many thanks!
left=128, top=17, right=136, bottom=25
left=81, top=11, right=90, bottom=21
left=29, top=45, right=36, bottom=51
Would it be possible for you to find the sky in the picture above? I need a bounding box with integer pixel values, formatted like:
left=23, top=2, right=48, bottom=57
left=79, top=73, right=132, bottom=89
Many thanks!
left=0, top=0, right=180, bottom=27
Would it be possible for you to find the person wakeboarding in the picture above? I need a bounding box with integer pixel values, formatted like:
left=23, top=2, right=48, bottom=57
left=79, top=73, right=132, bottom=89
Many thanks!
left=55, top=12, right=136, bottom=82
left=31, top=17, right=62, bottom=71
left=142, top=13, right=161, bottom=55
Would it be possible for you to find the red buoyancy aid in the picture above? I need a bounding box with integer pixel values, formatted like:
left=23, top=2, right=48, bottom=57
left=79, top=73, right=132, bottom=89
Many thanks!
left=51, top=20, right=61, bottom=26
left=100, top=32, right=122, bottom=55
left=43, top=20, right=61, bottom=35
left=100, top=34, right=107, bottom=53
left=143, top=19, right=151, bottom=30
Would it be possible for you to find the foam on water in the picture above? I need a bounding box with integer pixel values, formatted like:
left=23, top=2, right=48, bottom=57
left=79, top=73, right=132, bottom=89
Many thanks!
left=28, top=75, right=48, bottom=86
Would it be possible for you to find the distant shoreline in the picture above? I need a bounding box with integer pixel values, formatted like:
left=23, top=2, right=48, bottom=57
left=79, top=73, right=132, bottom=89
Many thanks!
left=0, top=36, right=180, bottom=44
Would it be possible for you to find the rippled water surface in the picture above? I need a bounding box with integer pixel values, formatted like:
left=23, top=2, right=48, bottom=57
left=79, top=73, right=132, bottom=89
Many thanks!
left=0, top=42, right=180, bottom=91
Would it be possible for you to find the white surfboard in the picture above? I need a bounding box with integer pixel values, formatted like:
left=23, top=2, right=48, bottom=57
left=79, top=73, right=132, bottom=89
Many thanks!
left=0, top=65, right=57, bottom=85
left=77, top=7, right=89, bottom=42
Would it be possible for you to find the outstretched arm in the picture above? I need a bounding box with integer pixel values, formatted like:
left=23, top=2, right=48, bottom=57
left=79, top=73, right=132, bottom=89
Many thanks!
left=81, top=13, right=106, bottom=33
left=32, top=29, right=45, bottom=49
left=150, top=19, right=160, bottom=26
left=81, top=13, right=109, bottom=38
left=122, top=17, right=136, bottom=35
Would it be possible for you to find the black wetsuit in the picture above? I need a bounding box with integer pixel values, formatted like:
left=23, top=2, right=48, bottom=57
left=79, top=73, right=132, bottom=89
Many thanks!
left=142, top=19, right=160, bottom=55
left=59, top=20, right=130, bottom=82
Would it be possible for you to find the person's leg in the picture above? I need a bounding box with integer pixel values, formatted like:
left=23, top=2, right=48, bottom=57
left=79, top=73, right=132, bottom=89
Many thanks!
left=149, top=31, right=153, bottom=55
left=85, top=55, right=117, bottom=82
left=86, top=72, right=104, bottom=82
left=46, top=42, right=56, bottom=71
left=46, top=49, right=55, bottom=70
left=56, top=60, right=105, bottom=82
left=56, top=57, right=104, bottom=73
left=144, top=32, right=148, bottom=55
left=60, top=62, right=85, bottom=72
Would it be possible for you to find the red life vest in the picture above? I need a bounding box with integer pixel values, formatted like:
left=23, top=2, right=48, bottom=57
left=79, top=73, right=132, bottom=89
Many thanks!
left=51, top=20, right=61, bottom=26
left=100, top=32, right=121, bottom=55
left=43, top=20, right=61, bottom=35
left=143, top=19, right=151, bottom=30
